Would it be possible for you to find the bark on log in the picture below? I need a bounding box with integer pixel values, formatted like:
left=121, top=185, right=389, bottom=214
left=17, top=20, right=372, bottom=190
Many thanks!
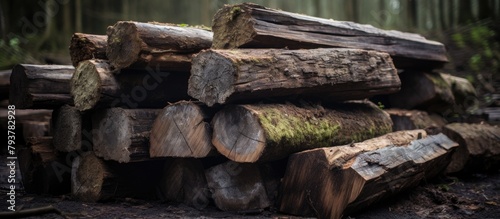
left=212, top=3, right=448, bottom=69
left=0, top=109, right=52, bottom=152
left=92, top=108, right=161, bottom=163
left=71, top=152, right=164, bottom=202
left=279, top=131, right=458, bottom=219
left=443, top=123, right=500, bottom=174
left=150, top=101, right=219, bottom=158
left=159, top=158, right=211, bottom=209
left=18, top=137, right=71, bottom=195
left=211, top=101, right=393, bottom=163
left=69, top=33, right=108, bottom=66
left=21, top=121, right=50, bottom=142
left=387, top=71, right=455, bottom=113
left=52, top=105, right=92, bottom=152
left=189, top=48, right=400, bottom=106
left=106, top=21, right=213, bottom=71
left=70, top=59, right=190, bottom=111
left=10, top=64, right=75, bottom=109
left=0, top=70, right=11, bottom=100
left=385, top=109, right=447, bottom=132
left=205, top=161, right=270, bottom=212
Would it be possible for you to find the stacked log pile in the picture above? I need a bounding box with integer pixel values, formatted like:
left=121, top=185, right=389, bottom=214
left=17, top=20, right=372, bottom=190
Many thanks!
left=5, top=3, right=499, bottom=219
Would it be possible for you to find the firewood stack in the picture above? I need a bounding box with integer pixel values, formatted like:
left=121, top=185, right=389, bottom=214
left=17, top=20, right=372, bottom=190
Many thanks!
left=5, top=3, right=499, bottom=219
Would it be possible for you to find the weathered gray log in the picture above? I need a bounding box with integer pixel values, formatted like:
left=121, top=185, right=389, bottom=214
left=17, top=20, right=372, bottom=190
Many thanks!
left=205, top=161, right=270, bottom=212
left=69, top=33, right=108, bottom=66
left=70, top=59, right=190, bottom=111
left=212, top=3, right=448, bottom=69
left=159, top=158, right=211, bottom=209
left=71, top=152, right=164, bottom=202
left=189, top=48, right=400, bottom=106
left=279, top=131, right=458, bottom=219
left=212, top=101, right=393, bottom=163
left=150, top=101, right=218, bottom=158
left=106, top=21, right=213, bottom=71
left=385, top=109, right=447, bottom=132
left=443, top=123, right=500, bottom=173
left=52, top=105, right=92, bottom=152
left=387, top=71, right=455, bottom=112
left=92, top=108, right=161, bottom=163
left=9, top=64, right=75, bottom=109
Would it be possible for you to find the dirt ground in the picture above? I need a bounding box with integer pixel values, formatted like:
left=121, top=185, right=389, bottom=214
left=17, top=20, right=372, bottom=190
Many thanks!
left=0, top=169, right=498, bottom=219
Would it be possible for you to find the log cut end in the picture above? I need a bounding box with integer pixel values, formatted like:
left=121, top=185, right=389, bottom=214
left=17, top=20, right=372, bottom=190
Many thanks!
left=52, top=105, right=82, bottom=152
left=212, top=105, right=266, bottom=163
left=188, top=51, right=236, bottom=106
left=150, top=101, right=214, bottom=158
left=92, top=108, right=132, bottom=163
left=69, top=33, right=108, bottom=66
left=71, top=59, right=111, bottom=111
left=106, top=21, right=142, bottom=69
left=71, top=153, right=107, bottom=202
left=9, top=65, right=31, bottom=107
left=212, top=3, right=258, bottom=49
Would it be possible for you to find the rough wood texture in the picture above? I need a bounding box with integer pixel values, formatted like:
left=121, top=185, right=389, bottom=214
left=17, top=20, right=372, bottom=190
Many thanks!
left=159, top=158, right=211, bottom=209
left=18, top=137, right=71, bottom=195
left=52, top=105, right=92, bottom=152
left=92, top=108, right=161, bottom=163
left=385, top=109, right=447, bottom=132
left=443, top=123, right=500, bottom=173
left=212, top=101, right=393, bottom=163
left=189, top=48, right=400, bottom=106
left=106, top=21, right=213, bottom=71
left=71, top=153, right=164, bottom=202
left=10, top=64, right=75, bottom=109
left=150, top=101, right=218, bottom=158
left=0, top=109, right=52, bottom=153
left=69, top=33, right=108, bottom=66
left=388, top=71, right=455, bottom=112
left=279, top=131, right=458, bottom=219
left=0, top=70, right=11, bottom=100
left=70, top=59, right=190, bottom=111
left=212, top=3, right=448, bottom=69
left=21, top=121, right=50, bottom=142
left=441, top=73, right=478, bottom=111
left=205, top=161, right=270, bottom=212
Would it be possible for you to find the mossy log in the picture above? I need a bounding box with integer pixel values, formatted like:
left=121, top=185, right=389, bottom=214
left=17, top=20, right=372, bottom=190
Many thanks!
left=159, top=158, right=211, bottom=209
left=443, top=123, right=500, bottom=174
left=150, top=101, right=219, bottom=158
left=279, top=131, right=458, bottom=219
left=387, top=71, right=455, bottom=113
left=70, top=59, right=191, bottom=111
left=92, top=108, right=161, bottom=163
left=52, top=105, right=92, bottom=152
left=9, top=64, right=75, bottom=109
left=71, top=152, right=164, bottom=202
left=69, top=33, right=108, bottom=66
left=212, top=3, right=448, bottom=69
left=385, top=109, right=447, bottom=132
left=189, top=48, right=400, bottom=106
left=106, top=21, right=213, bottom=71
left=211, top=101, right=393, bottom=163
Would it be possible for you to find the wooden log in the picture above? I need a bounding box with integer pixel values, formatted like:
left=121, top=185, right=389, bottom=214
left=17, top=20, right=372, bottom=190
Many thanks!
left=205, top=161, right=270, bottom=212
left=212, top=3, right=448, bottom=69
left=52, top=105, right=92, bottom=152
left=106, top=21, right=213, bottom=71
left=92, top=108, right=161, bottom=163
left=159, top=158, right=211, bottom=209
left=21, top=121, right=50, bottom=142
left=0, top=70, right=11, bottom=100
left=18, top=137, right=71, bottom=195
left=9, top=64, right=75, bottom=109
left=0, top=109, right=52, bottom=153
left=387, top=71, right=455, bottom=113
left=71, top=152, right=164, bottom=202
left=279, top=131, right=458, bottom=219
left=189, top=48, right=400, bottom=106
left=150, top=101, right=219, bottom=158
left=440, top=73, right=478, bottom=111
left=443, top=123, right=500, bottom=174
left=69, top=33, right=108, bottom=66
left=212, top=101, right=393, bottom=163
left=385, top=109, right=447, bottom=132
left=70, top=59, right=190, bottom=111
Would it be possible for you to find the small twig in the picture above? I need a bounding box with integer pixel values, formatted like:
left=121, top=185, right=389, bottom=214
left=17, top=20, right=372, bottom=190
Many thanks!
left=0, top=205, right=61, bottom=218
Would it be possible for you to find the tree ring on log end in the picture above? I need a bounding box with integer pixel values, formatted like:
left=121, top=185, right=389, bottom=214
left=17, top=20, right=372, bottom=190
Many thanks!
left=212, top=105, right=266, bottom=163
left=189, top=52, right=236, bottom=106
left=72, top=153, right=106, bottom=202
left=71, top=61, right=104, bottom=111
left=93, top=108, right=132, bottom=163
left=106, top=21, right=142, bottom=69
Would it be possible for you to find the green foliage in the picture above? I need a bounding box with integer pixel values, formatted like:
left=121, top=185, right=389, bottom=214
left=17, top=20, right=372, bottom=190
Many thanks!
left=0, top=38, right=25, bottom=69
left=452, top=33, right=466, bottom=48
left=377, top=102, right=385, bottom=109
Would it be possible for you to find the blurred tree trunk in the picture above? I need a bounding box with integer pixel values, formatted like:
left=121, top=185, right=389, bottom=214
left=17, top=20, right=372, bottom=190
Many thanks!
left=345, top=0, right=358, bottom=22
left=0, top=2, right=5, bottom=41
left=75, top=0, right=82, bottom=32
left=407, top=0, right=417, bottom=29
left=477, top=0, right=491, bottom=20
left=458, top=0, right=473, bottom=24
